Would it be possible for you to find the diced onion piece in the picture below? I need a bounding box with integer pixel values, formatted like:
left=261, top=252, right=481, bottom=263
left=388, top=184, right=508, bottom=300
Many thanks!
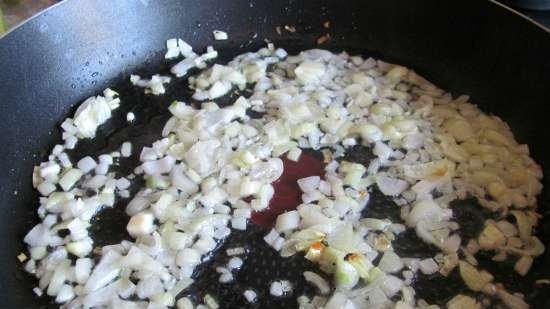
left=458, top=261, right=491, bottom=292
left=55, top=284, right=75, bottom=303
left=231, top=216, right=248, bottom=231
left=85, top=251, right=122, bottom=293
left=67, top=238, right=93, bottom=257
left=478, top=223, right=506, bottom=250
left=378, top=251, right=404, bottom=273
left=127, top=212, right=155, bottom=237
left=334, top=260, right=359, bottom=290
left=287, top=148, right=302, bottom=161
left=297, top=176, right=321, bottom=193
left=243, top=290, right=257, bottom=303
left=380, top=275, right=404, bottom=297
left=270, top=281, right=284, bottom=297
left=37, top=182, right=56, bottom=196
left=447, top=294, right=481, bottom=309
left=59, top=168, right=83, bottom=191
left=376, top=175, right=408, bottom=196
left=295, top=60, right=325, bottom=85
left=125, top=196, right=150, bottom=216
left=304, top=271, right=330, bottom=295
left=496, top=288, right=529, bottom=309
left=275, top=211, right=300, bottom=232
left=177, top=297, right=194, bottom=309
left=176, top=248, right=202, bottom=268
left=212, top=30, right=228, bottom=40
left=77, top=156, right=97, bottom=174
left=514, top=256, right=533, bottom=276
left=204, top=294, right=219, bottom=309
left=126, top=112, right=136, bottom=122
left=121, top=142, right=132, bottom=157
left=143, top=156, right=176, bottom=175
left=75, top=258, right=93, bottom=284
left=419, top=258, right=439, bottom=275
left=324, top=292, right=354, bottom=309
left=511, top=210, right=533, bottom=242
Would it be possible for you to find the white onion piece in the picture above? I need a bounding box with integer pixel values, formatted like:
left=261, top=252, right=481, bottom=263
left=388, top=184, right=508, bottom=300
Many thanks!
left=55, top=284, right=75, bottom=303
left=419, top=258, right=439, bottom=275
left=77, top=156, right=97, bottom=174
left=142, top=155, right=176, bottom=175
left=303, top=271, right=330, bottom=295
left=380, top=275, right=403, bottom=297
left=295, top=60, right=325, bottom=85
left=85, top=251, right=122, bottom=292
left=376, top=175, right=408, bottom=196
left=125, top=196, right=150, bottom=216
left=275, top=211, right=300, bottom=232
left=406, top=199, right=451, bottom=227
left=24, top=224, right=53, bottom=247
left=496, top=288, right=529, bottom=309
left=231, top=216, right=248, bottom=231
left=59, top=168, right=83, bottom=191
left=373, top=141, right=393, bottom=162
left=176, top=248, right=201, bottom=268
left=127, top=212, right=155, bottom=237
left=213, top=30, right=228, bottom=40
left=184, top=140, right=220, bottom=176
left=378, top=252, right=404, bottom=273
left=37, top=182, right=56, bottom=196
left=297, top=176, right=321, bottom=193
left=121, top=142, right=132, bottom=157
left=324, top=293, right=354, bottom=309
left=270, top=281, right=284, bottom=297
left=243, top=290, right=257, bottom=303
left=75, top=258, right=93, bottom=284
left=72, top=94, right=117, bottom=139
left=446, top=294, right=480, bottom=309
left=177, top=297, right=194, bottom=309
left=514, top=256, right=533, bottom=276
left=249, top=158, right=284, bottom=183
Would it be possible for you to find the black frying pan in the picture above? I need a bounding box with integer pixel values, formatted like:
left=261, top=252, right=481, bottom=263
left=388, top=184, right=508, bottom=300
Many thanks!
left=1, top=0, right=550, bottom=308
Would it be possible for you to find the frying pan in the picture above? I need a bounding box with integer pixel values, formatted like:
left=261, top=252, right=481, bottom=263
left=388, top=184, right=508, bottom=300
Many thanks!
left=1, top=0, right=549, bottom=308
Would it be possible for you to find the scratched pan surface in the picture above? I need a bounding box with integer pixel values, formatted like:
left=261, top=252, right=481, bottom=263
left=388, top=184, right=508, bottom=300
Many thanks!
left=1, top=0, right=550, bottom=308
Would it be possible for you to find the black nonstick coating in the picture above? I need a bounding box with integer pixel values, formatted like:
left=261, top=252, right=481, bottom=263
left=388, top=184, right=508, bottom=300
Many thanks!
left=0, top=0, right=549, bottom=308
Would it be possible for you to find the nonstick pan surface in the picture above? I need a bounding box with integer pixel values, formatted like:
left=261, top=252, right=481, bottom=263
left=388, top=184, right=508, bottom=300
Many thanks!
left=0, top=0, right=549, bottom=308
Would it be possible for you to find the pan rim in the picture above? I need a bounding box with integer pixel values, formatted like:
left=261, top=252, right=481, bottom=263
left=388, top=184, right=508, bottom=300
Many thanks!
left=0, top=0, right=548, bottom=42
left=489, top=0, right=550, bottom=33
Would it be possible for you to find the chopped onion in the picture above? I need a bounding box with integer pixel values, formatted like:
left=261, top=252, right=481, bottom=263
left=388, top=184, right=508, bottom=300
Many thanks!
left=446, top=294, right=480, bottom=309
left=59, top=168, right=83, bottom=191
left=142, top=155, right=176, bottom=175
left=334, top=260, right=359, bottom=290
left=212, top=30, right=228, bottom=40
left=376, top=175, right=408, bottom=196
left=22, top=42, right=545, bottom=308
left=275, top=210, right=300, bottom=232
left=127, top=212, right=155, bottom=237
left=514, top=256, right=533, bottom=276
left=458, top=260, right=491, bottom=292
left=85, top=251, right=122, bottom=292
left=77, top=156, right=97, bottom=174
left=297, top=176, right=321, bottom=193
left=496, top=288, right=529, bottom=309
left=243, top=290, right=257, bottom=303
left=419, top=258, right=439, bottom=275
left=378, top=251, right=404, bottom=273
left=121, top=142, right=132, bottom=157
left=304, top=271, right=330, bottom=295
left=270, top=281, right=284, bottom=297
left=176, top=297, right=194, bottom=309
